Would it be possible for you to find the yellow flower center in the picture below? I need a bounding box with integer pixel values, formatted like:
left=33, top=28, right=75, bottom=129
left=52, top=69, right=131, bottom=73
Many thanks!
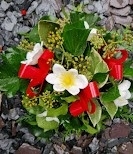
left=60, top=72, right=75, bottom=88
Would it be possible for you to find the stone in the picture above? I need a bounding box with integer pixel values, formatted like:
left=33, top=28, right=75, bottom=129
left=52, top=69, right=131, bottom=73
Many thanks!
left=110, top=0, right=129, bottom=8
left=93, top=1, right=103, bottom=13
left=53, top=144, right=65, bottom=154
left=27, top=1, right=39, bottom=14
left=112, top=15, right=132, bottom=26
left=0, top=8, right=6, bottom=17
left=0, top=35, right=4, bottom=46
left=107, top=138, right=119, bottom=148
left=18, top=26, right=31, bottom=34
left=8, top=108, right=19, bottom=120
left=0, top=117, right=5, bottom=129
left=110, top=123, right=131, bottom=139
left=118, top=142, right=133, bottom=154
left=89, top=137, right=99, bottom=152
left=71, top=146, right=83, bottom=154
left=129, top=0, right=133, bottom=5
left=50, top=0, right=63, bottom=12
left=15, top=143, right=41, bottom=154
left=105, top=16, right=115, bottom=30
left=14, top=0, right=24, bottom=5
left=110, top=6, right=131, bottom=16
left=36, top=0, right=56, bottom=17
left=87, top=4, right=95, bottom=12
left=22, top=133, right=35, bottom=144
left=1, top=13, right=17, bottom=31
left=83, top=0, right=91, bottom=5
left=1, top=0, right=10, bottom=11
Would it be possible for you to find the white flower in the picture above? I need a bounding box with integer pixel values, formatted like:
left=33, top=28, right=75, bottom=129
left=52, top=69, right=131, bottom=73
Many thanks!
left=46, top=64, right=88, bottom=95
left=114, top=80, right=131, bottom=107
left=84, top=21, right=89, bottom=29
left=21, top=42, right=43, bottom=65
left=88, top=28, right=97, bottom=41
left=84, top=21, right=97, bottom=41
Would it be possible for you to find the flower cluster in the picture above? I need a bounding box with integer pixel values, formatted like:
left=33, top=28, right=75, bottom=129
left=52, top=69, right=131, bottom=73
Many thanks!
left=0, top=10, right=133, bottom=137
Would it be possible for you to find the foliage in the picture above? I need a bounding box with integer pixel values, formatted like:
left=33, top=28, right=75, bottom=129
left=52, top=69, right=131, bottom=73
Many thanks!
left=0, top=9, right=133, bottom=139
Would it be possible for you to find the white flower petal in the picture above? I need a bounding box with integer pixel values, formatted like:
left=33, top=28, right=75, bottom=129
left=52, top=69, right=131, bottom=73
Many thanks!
left=53, top=64, right=66, bottom=75
left=46, top=74, right=60, bottom=84
left=84, top=21, right=89, bottom=29
left=30, top=50, right=43, bottom=65
left=75, top=74, right=88, bottom=89
left=53, top=84, right=65, bottom=92
left=125, top=90, right=131, bottom=99
left=33, top=43, right=42, bottom=52
left=114, top=97, right=128, bottom=107
left=67, top=86, right=80, bottom=95
left=68, top=69, right=78, bottom=76
left=88, top=28, right=97, bottom=41
left=118, top=80, right=131, bottom=91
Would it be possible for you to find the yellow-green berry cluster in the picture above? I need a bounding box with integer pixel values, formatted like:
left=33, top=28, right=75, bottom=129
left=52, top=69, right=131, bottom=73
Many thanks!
left=90, top=35, right=105, bottom=50
left=40, top=90, right=61, bottom=109
left=22, top=95, right=38, bottom=108
left=72, top=55, right=92, bottom=80
left=46, top=28, right=63, bottom=50
left=18, top=39, right=34, bottom=51
left=102, top=43, right=117, bottom=59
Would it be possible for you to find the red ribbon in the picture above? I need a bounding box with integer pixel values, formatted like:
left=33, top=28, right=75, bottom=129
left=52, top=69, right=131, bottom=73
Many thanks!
left=18, top=49, right=54, bottom=98
left=69, top=81, right=100, bottom=117
left=104, top=50, right=128, bottom=80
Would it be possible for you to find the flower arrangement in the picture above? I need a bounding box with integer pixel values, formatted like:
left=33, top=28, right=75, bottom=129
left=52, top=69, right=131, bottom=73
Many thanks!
left=0, top=9, right=133, bottom=138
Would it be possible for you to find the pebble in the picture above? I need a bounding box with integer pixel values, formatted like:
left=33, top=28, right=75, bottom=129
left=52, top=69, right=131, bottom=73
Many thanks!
left=1, top=0, right=10, bottom=11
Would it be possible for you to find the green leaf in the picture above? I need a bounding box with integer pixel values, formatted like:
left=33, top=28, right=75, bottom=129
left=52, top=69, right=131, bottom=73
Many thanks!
left=26, top=25, right=40, bottom=42
left=63, top=21, right=86, bottom=31
left=81, top=116, right=98, bottom=134
left=123, top=60, right=133, bottom=78
left=38, top=20, right=60, bottom=47
left=70, top=12, right=85, bottom=23
left=0, top=77, right=20, bottom=97
left=84, top=13, right=100, bottom=27
left=47, top=103, right=68, bottom=117
left=101, top=100, right=118, bottom=119
left=0, top=47, right=26, bottom=78
left=63, top=28, right=90, bottom=56
left=61, top=95, right=79, bottom=103
left=88, top=48, right=109, bottom=87
left=101, top=85, right=120, bottom=103
left=88, top=100, right=102, bottom=127
left=36, top=115, right=59, bottom=132
left=93, top=73, right=109, bottom=87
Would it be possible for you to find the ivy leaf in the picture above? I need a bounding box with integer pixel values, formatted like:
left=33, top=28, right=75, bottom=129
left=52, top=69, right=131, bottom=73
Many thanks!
left=88, top=48, right=109, bottom=87
left=101, top=85, right=120, bottom=103
left=63, top=28, right=90, bottom=56
left=0, top=77, right=20, bottom=97
left=70, top=12, right=85, bottom=23
left=47, top=103, right=68, bottom=117
left=26, top=25, right=40, bottom=43
left=93, top=73, right=109, bottom=88
left=88, top=99, right=102, bottom=127
left=123, top=60, right=133, bottom=78
left=101, top=100, right=118, bottom=119
left=81, top=116, right=98, bottom=134
left=36, top=115, right=59, bottom=132
left=84, top=13, right=100, bottom=27
left=38, top=20, right=60, bottom=47
left=61, top=95, right=79, bottom=103
left=0, top=47, right=27, bottom=97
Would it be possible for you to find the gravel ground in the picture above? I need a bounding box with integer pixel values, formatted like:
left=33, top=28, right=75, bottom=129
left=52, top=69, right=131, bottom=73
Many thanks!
left=0, top=0, right=133, bottom=154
